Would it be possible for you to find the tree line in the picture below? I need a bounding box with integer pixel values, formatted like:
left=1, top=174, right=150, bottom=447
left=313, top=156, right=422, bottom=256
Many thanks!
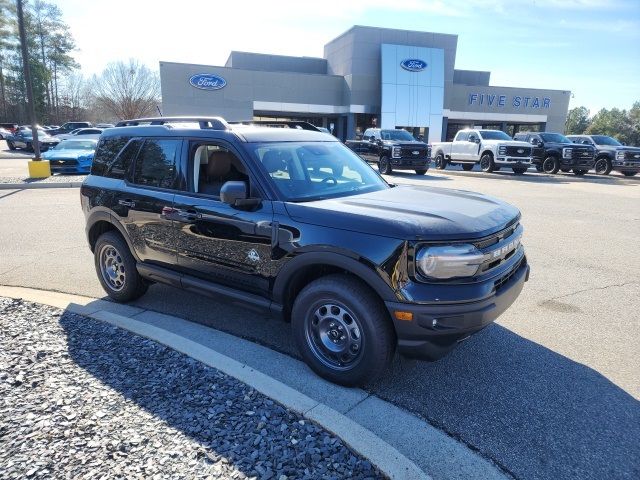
left=0, top=0, right=160, bottom=125
left=565, top=102, right=640, bottom=146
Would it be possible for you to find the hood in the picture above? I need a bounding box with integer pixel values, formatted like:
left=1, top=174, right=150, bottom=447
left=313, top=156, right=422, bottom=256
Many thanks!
left=42, top=149, right=93, bottom=160
left=543, top=141, right=592, bottom=149
left=617, top=146, right=640, bottom=152
left=285, top=185, right=520, bottom=241
left=383, top=140, right=427, bottom=147
left=482, top=139, right=531, bottom=147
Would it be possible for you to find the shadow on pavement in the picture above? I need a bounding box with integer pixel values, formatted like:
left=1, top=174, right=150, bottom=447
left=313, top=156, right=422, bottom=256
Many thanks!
left=372, top=324, right=640, bottom=480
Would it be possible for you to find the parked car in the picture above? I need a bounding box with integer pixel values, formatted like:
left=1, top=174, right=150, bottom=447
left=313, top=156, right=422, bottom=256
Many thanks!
left=49, top=121, right=93, bottom=136
left=513, top=131, right=595, bottom=175
left=81, top=116, right=529, bottom=386
left=6, top=129, right=60, bottom=151
left=0, top=123, right=19, bottom=134
left=345, top=128, right=431, bottom=175
left=432, top=129, right=532, bottom=174
left=566, top=135, right=640, bottom=177
left=0, top=127, right=11, bottom=140
left=56, top=128, right=104, bottom=140
left=95, top=123, right=115, bottom=128
left=41, top=138, right=98, bottom=174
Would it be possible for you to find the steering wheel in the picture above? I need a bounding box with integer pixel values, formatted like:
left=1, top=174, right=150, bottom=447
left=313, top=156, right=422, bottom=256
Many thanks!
left=321, top=176, right=338, bottom=185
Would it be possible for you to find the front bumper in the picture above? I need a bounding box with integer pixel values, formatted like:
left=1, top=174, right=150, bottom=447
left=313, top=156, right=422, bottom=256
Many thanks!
left=613, top=161, right=640, bottom=173
left=386, top=256, right=529, bottom=360
left=390, top=157, right=430, bottom=170
left=496, top=157, right=531, bottom=165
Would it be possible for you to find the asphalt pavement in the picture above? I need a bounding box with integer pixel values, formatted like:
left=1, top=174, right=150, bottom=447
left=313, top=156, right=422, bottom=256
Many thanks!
left=0, top=166, right=638, bottom=479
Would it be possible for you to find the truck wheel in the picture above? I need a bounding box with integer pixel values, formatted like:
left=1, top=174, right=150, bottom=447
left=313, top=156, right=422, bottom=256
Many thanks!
left=94, top=231, right=148, bottom=302
left=560, top=167, right=571, bottom=173
left=623, top=171, right=637, bottom=177
left=414, top=169, right=427, bottom=175
left=573, top=169, right=588, bottom=176
left=542, top=156, right=559, bottom=174
left=378, top=156, right=392, bottom=175
left=480, top=153, right=495, bottom=173
left=292, top=274, right=395, bottom=387
left=594, top=157, right=612, bottom=175
left=7, top=140, right=16, bottom=150
left=512, top=166, right=528, bottom=174
left=434, top=153, right=447, bottom=170
left=25, top=142, right=33, bottom=152
left=461, top=164, right=474, bottom=171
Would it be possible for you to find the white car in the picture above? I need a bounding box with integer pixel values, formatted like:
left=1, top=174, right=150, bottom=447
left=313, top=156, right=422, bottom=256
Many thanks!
left=0, top=127, right=11, bottom=140
left=56, top=128, right=104, bottom=140
left=432, top=129, right=533, bottom=174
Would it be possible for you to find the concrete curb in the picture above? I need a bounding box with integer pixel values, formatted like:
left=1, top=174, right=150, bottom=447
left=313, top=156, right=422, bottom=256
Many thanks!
left=0, top=285, right=428, bottom=480
left=0, top=181, right=82, bottom=190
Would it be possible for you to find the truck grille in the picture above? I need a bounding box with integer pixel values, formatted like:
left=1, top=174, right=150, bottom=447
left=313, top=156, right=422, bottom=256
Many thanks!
left=622, top=150, right=640, bottom=160
left=504, top=146, right=532, bottom=157
left=400, top=146, right=429, bottom=159
left=571, top=147, right=594, bottom=160
left=494, top=256, right=526, bottom=292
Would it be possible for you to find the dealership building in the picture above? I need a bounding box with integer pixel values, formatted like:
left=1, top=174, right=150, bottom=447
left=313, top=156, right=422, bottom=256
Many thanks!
left=160, top=25, right=571, bottom=143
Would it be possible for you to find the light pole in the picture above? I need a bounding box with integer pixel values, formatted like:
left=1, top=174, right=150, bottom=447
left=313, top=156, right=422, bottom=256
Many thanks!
left=16, top=0, right=50, bottom=177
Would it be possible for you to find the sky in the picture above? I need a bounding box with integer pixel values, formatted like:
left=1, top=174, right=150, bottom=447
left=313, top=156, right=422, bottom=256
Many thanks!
left=55, top=0, right=640, bottom=114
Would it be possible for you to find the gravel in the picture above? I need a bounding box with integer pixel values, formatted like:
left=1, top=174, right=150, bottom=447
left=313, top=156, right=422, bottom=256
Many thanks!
left=0, top=174, right=86, bottom=184
left=0, top=297, right=385, bottom=480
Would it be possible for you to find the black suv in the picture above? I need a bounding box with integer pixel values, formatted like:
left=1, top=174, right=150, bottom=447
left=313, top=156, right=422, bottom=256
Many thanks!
left=566, top=135, right=640, bottom=177
left=513, top=132, right=595, bottom=175
left=81, top=117, right=529, bottom=386
left=345, top=128, right=431, bottom=175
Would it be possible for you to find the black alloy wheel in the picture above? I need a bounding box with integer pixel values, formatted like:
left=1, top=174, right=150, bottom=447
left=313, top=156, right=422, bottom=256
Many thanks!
left=594, top=157, right=612, bottom=175
left=542, top=156, right=560, bottom=174
left=480, top=153, right=495, bottom=173
left=434, top=154, right=447, bottom=170
left=379, top=156, right=392, bottom=175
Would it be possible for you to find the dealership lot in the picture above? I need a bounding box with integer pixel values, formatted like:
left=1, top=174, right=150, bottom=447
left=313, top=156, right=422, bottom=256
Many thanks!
left=0, top=157, right=638, bottom=478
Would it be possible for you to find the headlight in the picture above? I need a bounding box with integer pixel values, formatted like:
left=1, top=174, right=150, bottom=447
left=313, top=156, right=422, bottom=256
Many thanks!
left=498, top=145, right=507, bottom=155
left=392, top=146, right=401, bottom=158
left=562, top=148, right=573, bottom=159
left=616, top=150, right=625, bottom=160
left=416, top=244, right=484, bottom=279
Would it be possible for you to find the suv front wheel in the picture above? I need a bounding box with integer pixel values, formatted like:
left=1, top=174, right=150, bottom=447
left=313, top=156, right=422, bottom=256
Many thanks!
left=292, top=274, right=395, bottom=387
left=94, top=231, right=148, bottom=302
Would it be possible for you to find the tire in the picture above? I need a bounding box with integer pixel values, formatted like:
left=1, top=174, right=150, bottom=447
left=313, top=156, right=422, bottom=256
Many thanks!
left=573, top=169, right=588, bottom=176
left=434, top=153, right=447, bottom=170
left=461, top=163, right=474, bottom=171
left=25, top=142, right=33, bottom=152
left=479, top=153, right=495, bottom=173
left=7, top=140, right=16, bottom=151
left=378, top=156, right=392, bottom=175
left=623, top=171, right=637, bottom=177
left=542, top=156, right=560, bottom=174
left=94, top=231, right=148, bottom=302
left=512, top=166, right=528, bottom=175
left=291, top=274, right=395, bottom=387
left=414, top=169, right=427, bottom=175
left=560, top=167, right=571, bottom=173
left=594, top=157, right=612, bottom=175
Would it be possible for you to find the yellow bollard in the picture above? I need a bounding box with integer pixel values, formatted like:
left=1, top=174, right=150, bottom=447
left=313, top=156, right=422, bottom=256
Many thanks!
left=27, top=160, right=51, bottom=178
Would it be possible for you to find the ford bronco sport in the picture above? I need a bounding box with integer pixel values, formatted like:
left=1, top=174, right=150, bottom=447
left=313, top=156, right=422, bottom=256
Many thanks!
left=81, top=117, right=530, bottom=386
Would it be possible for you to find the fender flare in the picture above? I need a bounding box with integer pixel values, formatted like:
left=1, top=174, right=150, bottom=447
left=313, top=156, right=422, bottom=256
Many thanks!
left=85, top=210, right=140, bottom=261
left=271, top=251, right=398, bottom=305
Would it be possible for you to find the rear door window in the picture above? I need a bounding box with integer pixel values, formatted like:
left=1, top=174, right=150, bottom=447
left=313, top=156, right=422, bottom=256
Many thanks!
left=132, top=139, right=181, bottom=189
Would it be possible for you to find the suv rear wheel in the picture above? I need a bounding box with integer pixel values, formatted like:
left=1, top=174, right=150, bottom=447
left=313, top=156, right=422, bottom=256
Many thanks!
left=594, top=157, right=612, bottom=175
left=292, top=274, right=395, bottom=386
left=94, top=231, right=148, bottom=302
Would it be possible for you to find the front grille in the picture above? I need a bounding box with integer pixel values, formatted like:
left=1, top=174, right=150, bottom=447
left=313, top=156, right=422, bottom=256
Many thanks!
left=400, top=146, right=428, bottom=158
left=49, top=159, right=78, bottom=166
left=472, top=223, right=519, bottom=249
left=623, top=150, right=640, bottom=160
left=572, top=147, right=594, bottom=160
left=494, top=256, right=525, bottom=292
left=504, top=146, right=532, bottom=157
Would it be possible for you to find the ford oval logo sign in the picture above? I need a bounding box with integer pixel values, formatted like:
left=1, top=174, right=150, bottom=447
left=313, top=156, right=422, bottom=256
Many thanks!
left=189, top=73, right=226, bottom=91
left=400, top=59, right=427, bottom=72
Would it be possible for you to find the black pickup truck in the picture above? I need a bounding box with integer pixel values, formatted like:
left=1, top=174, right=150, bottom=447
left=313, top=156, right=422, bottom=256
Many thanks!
left=345, top=128, right=431, bottom=175
left=566, top=134, right=640, bottom=177
left=513, top=131, right=595, bottom=175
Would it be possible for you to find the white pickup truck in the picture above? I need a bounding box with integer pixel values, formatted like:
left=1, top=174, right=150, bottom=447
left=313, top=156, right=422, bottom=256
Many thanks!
left=431, top=129, right=533, bottom=174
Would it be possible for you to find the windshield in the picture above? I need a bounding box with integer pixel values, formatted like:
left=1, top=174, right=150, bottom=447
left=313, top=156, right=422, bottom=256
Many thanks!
left=592, top=135, right=622, bottom=146
left=380, top=130, right=415, bottom=141
left=479, top=130, right=512, bottom=141
left=23, top=130, right=49, bottom=138
left=540, top=133, right=571, bottom=143
left=54, top=140, right=97, bottom=150
left=247, top=141, right=388, bottom=202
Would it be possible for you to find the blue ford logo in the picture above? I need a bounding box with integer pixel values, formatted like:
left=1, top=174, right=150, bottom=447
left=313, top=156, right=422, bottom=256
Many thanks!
left=400, top=59, right=427, bottom=72
left=189, top=73, right=226, bottom=90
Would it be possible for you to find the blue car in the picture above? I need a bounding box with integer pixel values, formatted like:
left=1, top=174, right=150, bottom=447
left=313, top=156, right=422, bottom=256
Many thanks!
left=41, top=139, right=98, bottom=174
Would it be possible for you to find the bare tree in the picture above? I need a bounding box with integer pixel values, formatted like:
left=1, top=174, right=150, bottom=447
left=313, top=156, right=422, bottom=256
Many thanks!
left=93, top=59, right=160, bottom=120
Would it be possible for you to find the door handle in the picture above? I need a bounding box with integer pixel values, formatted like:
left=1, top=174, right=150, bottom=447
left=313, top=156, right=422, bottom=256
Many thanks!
left=177, top=209, right=202, bottom=222
left=118, top=199, right=135, bottom=208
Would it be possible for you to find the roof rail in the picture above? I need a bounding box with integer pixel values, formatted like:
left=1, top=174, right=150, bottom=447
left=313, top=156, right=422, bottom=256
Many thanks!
left=229, top=120, right=321, bottom=132
left=115, top=116, right=229, bottom=130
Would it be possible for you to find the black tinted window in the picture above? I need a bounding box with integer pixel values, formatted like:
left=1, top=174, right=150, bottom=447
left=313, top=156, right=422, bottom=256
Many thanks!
left=91, top=137, right=129, bottom=177
left=133, top=139, right=181, bottom=188
left=111, top=139, right=142, bottom=179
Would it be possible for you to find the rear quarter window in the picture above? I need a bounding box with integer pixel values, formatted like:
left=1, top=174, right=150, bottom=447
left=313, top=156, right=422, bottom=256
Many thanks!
left=132, top=139, right=181, bottom=189
left=91, top=136, right=129, bottom=177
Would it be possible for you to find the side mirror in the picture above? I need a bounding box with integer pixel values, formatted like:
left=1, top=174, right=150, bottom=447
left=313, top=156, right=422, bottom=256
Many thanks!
left=220, top=181, right=260, bottom=208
